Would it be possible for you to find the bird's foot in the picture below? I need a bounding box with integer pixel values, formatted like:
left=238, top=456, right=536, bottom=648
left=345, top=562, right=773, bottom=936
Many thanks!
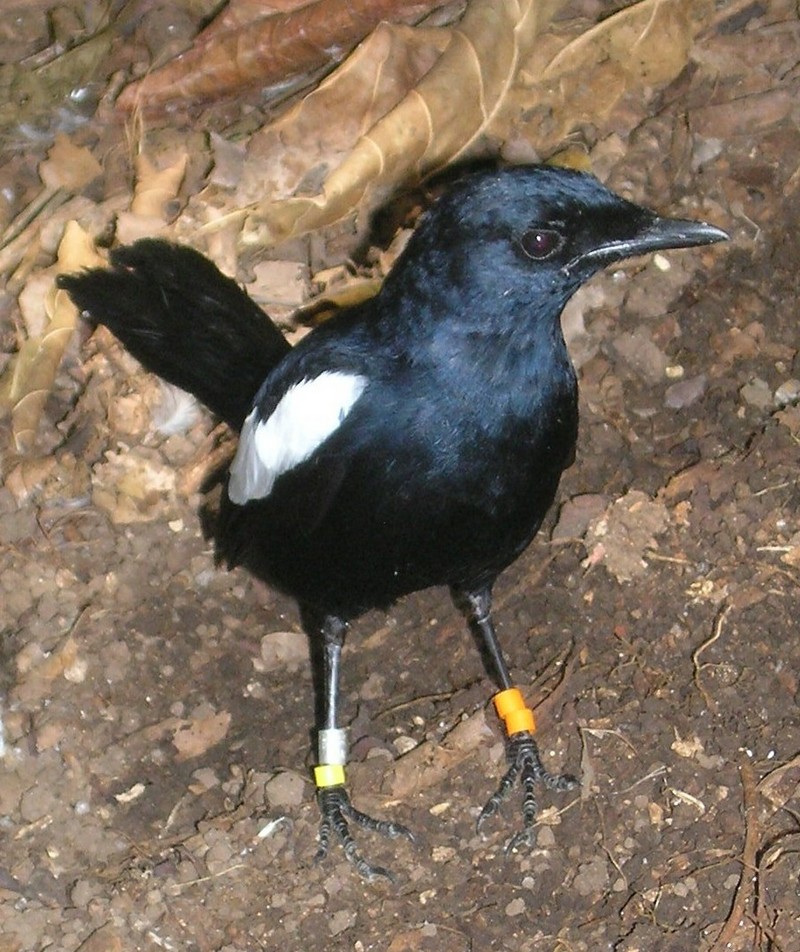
left=315, top=785, right=414, bottom=881
left=477, top=731, right=578, bottom=853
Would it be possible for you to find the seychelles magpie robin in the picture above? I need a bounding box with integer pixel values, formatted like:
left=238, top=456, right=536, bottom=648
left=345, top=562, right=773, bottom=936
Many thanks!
left=59, top=166, right=727, bottom=880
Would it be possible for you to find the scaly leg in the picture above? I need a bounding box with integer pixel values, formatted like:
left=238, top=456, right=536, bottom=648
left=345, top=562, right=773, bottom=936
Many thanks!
left=313, top=615, right=413, bottom=880
left=454, top=587, right=578, bottom=851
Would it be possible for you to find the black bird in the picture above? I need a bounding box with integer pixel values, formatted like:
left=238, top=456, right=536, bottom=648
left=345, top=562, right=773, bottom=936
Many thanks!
left=59, top=166, right=727, bottom=879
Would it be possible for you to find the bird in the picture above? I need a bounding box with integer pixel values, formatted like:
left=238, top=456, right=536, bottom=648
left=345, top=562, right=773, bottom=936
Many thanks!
left=58, top=165, right=727, bottom=880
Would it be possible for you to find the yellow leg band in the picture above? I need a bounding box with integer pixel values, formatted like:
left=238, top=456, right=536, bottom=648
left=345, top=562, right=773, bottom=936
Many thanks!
left=314, top=764, right=346, bottom=788
left=493, top=688, right=536, bottom=735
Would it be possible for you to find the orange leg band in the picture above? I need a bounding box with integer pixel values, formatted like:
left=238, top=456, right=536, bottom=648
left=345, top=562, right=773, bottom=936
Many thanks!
left=493, top=687, right=536, bottom=735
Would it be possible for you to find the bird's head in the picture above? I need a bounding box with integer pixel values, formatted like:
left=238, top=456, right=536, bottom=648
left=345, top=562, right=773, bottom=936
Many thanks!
left=382, top=165, right=728, bottom=330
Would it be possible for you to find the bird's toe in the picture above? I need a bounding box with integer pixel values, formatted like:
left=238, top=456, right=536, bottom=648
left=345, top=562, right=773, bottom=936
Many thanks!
left=477, top=731, right=577, bottom=852
left=315, top=786, right=413, bottom=882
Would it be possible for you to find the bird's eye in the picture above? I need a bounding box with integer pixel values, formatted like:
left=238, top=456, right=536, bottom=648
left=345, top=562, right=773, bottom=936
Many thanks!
left=519, top=228, right=564, bottom=260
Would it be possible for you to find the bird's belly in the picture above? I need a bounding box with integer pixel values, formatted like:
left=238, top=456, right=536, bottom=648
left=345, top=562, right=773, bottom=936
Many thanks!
left=225, top=436, right=569, bottom=620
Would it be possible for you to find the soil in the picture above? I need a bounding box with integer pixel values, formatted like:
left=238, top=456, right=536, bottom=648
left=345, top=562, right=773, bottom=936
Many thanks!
left=1, top=3, right=799, bottom=951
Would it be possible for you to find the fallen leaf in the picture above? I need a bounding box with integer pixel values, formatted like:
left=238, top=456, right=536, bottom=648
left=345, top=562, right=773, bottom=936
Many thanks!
left=583, top=490, right=670, bottom=582
left=235, top=21, right=450, bottom=211
left=117, top=0, right=443, bottom=111
left=240, top=0, right=565, bottom=245
left=233, top=0, right=706, bottom=252
left=111, top=151, right=190, bottom=244
left=130, top=152, right=188, bottom=218
left=388, top=707, right=494, bottom=799
left=172, top=711, right=232, bottom=761
left=0, top=221, right=105, bottom=452
left=38, top=134, right=102, bottom=192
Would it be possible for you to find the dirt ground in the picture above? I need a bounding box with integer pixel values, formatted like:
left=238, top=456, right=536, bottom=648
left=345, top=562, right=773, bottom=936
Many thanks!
left=1, top=2, right=799, bottom=951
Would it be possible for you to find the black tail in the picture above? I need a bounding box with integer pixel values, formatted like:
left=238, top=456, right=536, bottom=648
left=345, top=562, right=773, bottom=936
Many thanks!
left=58, top=239, right=291, bottom=430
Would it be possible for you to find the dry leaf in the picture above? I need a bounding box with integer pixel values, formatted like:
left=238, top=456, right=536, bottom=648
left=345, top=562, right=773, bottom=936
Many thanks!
left=172, top=711, right=232, bottom=761
left=240, top=0, right=566, bottom=246
left=518, top=0, right=704, bottom=144
left=583, top=490, right=670, bottom=582
left=38, top=134, right=102, bottom=192
left=388, top=707, right=494, bottom=799
left=233, top=0, right=704, bottom=249
left=116, top=152, right=189, bottom=243
left=117, top=0, right=443, bottom=111
left=129, top=152, right=188, bottom=218
left=235, top=21, right=450, bottom=207
left=0, top=221, right=105, bottom=452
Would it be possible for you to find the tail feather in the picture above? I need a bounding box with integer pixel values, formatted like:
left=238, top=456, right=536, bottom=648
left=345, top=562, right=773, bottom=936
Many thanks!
left=58, top=239, right=291, bottom=430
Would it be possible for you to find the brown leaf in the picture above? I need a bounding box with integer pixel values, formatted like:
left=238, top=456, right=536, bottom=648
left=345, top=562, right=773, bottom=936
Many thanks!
left=238, top=0, right=705, bottom=248
left=242, top=0, right=565, bottom=246
left=0, top=222, right=104, bottom=452
left=583, top=490, right=670, bottom=582
left=172, top=711, right=232, bottom=761
left=117, top=0, right=443, bottom=112
left=517, top=0, right=704, bottom=149
left=236, top=21, right=450, bottom=208
left=129, top=152, right=188, bottom=219
left=38, top=134, right=102, bottom=192
left=116, top=152, right=189, bottom=243
left=388, top=707, right=495, bottom=799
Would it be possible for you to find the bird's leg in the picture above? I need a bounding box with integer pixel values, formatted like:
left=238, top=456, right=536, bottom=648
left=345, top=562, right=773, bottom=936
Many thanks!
left=454, top=587, right=578, bottom=852
left=313, top=615, right=413, bottom=881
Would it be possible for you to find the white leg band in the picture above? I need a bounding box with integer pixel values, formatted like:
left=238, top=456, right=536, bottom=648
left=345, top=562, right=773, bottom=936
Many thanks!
left=318, top=727, right=348, bottom=766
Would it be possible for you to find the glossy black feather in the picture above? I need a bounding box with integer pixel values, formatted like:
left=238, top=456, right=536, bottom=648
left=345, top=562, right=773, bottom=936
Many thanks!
left=59, top=239, right=290, bottom=430
left=59, top=166, right=726, bottom=623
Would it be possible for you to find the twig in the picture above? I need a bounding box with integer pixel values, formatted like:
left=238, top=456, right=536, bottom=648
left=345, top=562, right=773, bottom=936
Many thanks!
left=167, top=862, right=248, bottom=892
left=708, top=762, right=759, bottom=951
left=692, top=602, right=731, bottom=710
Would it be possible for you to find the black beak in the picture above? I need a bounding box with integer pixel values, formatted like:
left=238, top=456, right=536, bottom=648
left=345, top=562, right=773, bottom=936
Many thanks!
left=566, top=213, right=729, bottom=275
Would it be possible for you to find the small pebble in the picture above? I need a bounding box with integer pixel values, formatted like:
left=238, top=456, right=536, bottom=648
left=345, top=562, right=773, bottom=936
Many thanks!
left=573, top=857, right=610, bottom=897
left=328, top=908, right=356, bottom=936
left=740, top=377, right=772, bottom=410
left=664, top=373, right=707, bottom=409
left=775, top=378, right=800, bottom=407
left=265, top=770, right=307, bottom=808
left=536, top=825, right=556, bottom=848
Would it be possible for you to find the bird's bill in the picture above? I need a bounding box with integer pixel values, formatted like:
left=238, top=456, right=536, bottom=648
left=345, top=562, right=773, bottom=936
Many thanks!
left=568, top=214, right=729, bottom=273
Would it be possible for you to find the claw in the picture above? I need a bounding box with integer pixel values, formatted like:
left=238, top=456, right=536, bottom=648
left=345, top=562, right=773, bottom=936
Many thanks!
left=315, top=786, right=414, bottom=881
left=477, top=731, right=577, bottom=851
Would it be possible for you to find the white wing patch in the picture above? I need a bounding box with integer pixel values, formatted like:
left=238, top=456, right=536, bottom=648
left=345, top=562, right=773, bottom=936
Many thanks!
left=228, top=371, right=368, bottom=504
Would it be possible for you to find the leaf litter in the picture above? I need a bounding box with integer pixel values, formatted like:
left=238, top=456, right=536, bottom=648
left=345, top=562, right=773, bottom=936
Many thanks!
left=0, top=0, right=799, bottom=949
